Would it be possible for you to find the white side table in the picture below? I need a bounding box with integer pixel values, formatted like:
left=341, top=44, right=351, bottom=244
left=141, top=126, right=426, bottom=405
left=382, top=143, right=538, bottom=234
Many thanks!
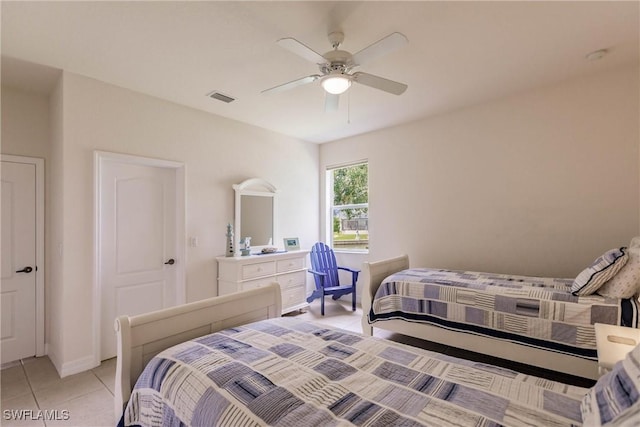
left=594, top=323, right=640, bottom=375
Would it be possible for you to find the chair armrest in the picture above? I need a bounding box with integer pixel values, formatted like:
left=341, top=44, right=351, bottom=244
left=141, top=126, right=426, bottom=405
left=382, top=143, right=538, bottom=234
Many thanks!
left=308, top=269, right=327, bottom=277
left=338, top=266, right=360, bottom=287
left=338, top=267, right=361, bottom=274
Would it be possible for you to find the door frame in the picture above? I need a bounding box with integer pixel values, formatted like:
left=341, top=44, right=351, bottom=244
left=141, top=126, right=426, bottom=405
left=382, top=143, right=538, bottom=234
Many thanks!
left=93, top=150, right=186, bottom=365
left=1, top=154, right=46, bottom=357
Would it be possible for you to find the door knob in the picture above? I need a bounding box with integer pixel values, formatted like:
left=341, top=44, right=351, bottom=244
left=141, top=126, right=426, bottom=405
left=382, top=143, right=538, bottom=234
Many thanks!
left=164, top=259, right=175, bottom=265
left=16, top=266, right=33, bottom=274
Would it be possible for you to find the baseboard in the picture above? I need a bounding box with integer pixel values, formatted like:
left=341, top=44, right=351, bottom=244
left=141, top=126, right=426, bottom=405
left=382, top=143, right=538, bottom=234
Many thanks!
left=58, top=354, right=99, bottom=378
left=0, top=359, right=22, bottom=370
left=43, top=342, right=100, bottom=378
left=46, top=344, right=62, bottom=377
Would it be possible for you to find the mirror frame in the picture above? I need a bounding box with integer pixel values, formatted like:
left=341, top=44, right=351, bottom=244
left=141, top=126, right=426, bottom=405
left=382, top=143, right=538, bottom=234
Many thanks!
left=233, top=178, right=278, bottom=252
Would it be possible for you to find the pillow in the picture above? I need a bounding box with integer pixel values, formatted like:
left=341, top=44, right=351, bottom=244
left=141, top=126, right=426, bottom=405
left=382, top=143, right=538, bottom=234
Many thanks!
left=599, top=245, right=640, bottom=299
left=580, top=343, right=640, bottom=426
left=571, top=247, right=628, bottom=296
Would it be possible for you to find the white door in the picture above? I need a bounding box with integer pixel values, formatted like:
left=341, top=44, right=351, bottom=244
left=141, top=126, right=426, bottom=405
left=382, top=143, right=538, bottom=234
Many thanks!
left=1, top=161, right=37, bottom=362
left=99, top=159, right=180, bottom=360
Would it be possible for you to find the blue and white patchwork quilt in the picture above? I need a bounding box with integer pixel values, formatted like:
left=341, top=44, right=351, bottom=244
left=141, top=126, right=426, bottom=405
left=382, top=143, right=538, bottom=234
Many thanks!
left=122, top=317, right=588, bottom=426
left=369, top=268, right=639, bottom=359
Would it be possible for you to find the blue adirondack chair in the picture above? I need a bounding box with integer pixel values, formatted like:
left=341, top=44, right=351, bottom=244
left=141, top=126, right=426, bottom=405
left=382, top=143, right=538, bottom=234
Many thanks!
left=307, top=242, right=360, bottom=315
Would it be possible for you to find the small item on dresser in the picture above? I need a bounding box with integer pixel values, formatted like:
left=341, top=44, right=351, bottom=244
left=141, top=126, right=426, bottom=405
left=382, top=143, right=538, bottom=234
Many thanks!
left=261, top=247, right=278, bottom=254
left=225, top=223, right=234, bottom=257
left=240, top=236, right=251, bottom=256
left=283, top=237, right=300, bottom=251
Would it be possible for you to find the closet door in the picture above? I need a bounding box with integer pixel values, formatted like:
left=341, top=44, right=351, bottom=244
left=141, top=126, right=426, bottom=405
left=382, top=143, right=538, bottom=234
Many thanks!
left=1, top=160, right=37, bottom=362
left=98, top=155, right=183, bottom=360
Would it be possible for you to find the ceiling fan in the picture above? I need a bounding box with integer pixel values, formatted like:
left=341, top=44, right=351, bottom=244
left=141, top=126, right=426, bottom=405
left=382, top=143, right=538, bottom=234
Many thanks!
left=262, top=31, right=408, bottom=111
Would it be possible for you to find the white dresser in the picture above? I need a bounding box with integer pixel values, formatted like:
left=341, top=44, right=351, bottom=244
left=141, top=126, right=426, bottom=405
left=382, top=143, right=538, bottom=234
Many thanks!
left=217, top=250, right=309, bottom=314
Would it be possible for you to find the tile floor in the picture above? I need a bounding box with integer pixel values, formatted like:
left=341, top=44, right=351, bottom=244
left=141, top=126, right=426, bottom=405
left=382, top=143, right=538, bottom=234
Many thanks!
left=1, top=355, right=115, bottom=426
left=1, top=299, right=595, bottom=426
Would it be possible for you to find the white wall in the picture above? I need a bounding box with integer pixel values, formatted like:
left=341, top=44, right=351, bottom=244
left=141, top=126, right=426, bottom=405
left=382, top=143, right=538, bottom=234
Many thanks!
left=0, top=85, right=59, bottom=360
left=2, top=72, right=320, bottom=375
left=1, top=87, right=50, bottom=157
left=321, top=66, right=640, bottom=280
left=47, top=78, right=65, bottom=368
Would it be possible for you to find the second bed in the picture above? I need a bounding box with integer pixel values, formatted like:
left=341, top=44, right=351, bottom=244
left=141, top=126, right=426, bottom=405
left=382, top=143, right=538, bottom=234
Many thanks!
left=361, top=255, right=639, bottom=380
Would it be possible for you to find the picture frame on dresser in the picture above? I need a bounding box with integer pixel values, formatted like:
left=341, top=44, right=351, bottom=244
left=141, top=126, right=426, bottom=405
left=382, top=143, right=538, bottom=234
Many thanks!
left=283, top=237, right=300, bottom=251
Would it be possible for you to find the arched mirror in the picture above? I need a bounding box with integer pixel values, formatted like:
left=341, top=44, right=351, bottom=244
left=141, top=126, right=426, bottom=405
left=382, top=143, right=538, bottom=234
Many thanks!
left=233, top=178, right=278, bottom=252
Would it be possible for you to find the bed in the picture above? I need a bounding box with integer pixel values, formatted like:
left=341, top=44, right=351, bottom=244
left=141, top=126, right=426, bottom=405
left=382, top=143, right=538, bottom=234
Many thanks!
left=115, top=282, right=640, bottom=426
left=361, top=255, right=640, bottom=381
left=114, top=283, right=282, bottom=418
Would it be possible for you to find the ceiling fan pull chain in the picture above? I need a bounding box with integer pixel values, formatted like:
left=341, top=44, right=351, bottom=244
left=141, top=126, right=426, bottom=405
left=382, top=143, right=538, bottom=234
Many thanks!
left=347, top=89, right=351, bottom=124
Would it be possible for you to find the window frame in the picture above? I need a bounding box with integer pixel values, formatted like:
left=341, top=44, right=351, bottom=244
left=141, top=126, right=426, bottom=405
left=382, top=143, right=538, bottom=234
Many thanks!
left=325, top=161, right=369, bottom=253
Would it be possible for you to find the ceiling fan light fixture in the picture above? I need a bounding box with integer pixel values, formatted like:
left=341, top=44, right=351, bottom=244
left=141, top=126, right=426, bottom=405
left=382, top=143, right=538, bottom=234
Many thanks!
left=321, top=74, right=351, bottom=94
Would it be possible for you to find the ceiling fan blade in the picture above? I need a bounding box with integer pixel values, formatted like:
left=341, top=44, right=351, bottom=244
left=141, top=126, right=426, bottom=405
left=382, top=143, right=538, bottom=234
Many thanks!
left=351, top=32, right=408, bottom=66
left=277, top=38, right=326, bottom=64
left=352, top=72, right=407, bottom=95
left=324, top=93, right=339, bottom=112
left=262, top=75, right=321, bottom=94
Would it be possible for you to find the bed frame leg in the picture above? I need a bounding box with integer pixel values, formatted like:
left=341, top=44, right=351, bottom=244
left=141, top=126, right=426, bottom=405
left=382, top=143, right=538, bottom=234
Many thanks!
left=361, top=318, right=373, bottom=336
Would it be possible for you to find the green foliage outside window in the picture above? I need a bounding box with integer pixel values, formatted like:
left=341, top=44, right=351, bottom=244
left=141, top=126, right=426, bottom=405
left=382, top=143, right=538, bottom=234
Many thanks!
left=333, top=163, right=368, bottom=220
left=331, top=163, right=368, bottom=251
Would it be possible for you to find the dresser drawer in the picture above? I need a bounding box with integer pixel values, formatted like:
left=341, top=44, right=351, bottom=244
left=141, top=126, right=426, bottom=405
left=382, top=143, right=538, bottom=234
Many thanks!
left=282, top=285, right=307, bottom=311
left=240, top=277, right=275, bottom=292
left=277, top=271, right=306, bottom=289
left=277, top=257, right=305, bottom=273
left=217, top=251, right=309, bottom=312
left=242, top=261, right=276, bottom=280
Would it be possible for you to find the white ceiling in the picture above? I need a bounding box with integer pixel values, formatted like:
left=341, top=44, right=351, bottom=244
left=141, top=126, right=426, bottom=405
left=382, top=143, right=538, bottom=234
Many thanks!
left=2, top=1, right=638, bottom=143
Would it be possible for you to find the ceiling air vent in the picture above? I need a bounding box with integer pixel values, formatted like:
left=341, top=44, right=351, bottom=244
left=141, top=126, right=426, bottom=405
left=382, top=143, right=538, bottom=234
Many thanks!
left=206, top=91, right=235, bottom=103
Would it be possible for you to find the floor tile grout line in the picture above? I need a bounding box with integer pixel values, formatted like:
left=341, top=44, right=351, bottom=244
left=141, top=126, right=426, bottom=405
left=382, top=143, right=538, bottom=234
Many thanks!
left=92, top=369, right=114, bottom=397
left=5, top=358, right=116, bottom=427
left=20, top=358, right=44, bottom=412
left=9, top=362, right=115, bottom=426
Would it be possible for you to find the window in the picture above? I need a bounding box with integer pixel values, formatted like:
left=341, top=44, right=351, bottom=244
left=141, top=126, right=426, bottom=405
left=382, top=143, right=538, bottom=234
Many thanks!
left=327, top=162, right=368, bottom=252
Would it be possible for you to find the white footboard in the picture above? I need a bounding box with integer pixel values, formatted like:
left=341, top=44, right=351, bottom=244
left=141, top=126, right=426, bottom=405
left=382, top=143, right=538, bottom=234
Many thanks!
left=361, top=255, right=409, bottom=335
left=114, top=283, right=281, bottom=418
